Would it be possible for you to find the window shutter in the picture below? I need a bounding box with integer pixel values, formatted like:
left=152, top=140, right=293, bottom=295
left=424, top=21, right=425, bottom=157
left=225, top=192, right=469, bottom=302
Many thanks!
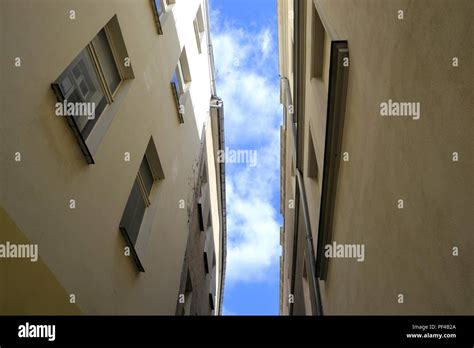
left=120, top=178, right=146, bottom=246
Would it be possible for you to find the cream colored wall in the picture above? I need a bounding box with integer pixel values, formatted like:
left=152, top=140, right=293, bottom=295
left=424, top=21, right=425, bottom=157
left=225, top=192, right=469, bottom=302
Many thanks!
left=279, top=0, right=473, bottom=314
left=316, top=0, right=473, bottom=314
left=0, top=207, right=82, bottom=314
left=0, top=0, right=217, bottom=314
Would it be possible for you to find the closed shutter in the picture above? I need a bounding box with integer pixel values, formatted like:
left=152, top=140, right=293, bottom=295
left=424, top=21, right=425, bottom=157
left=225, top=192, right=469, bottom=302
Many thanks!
left=118, top=139, right=161, bottom=272
left=120, top=178, right=146, bottom=246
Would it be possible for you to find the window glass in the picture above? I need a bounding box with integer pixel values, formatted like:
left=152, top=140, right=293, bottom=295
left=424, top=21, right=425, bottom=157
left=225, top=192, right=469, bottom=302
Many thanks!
left=92, top=29, right=121, bottom=94
left=171, top=69, right=182, bottom=96
left=177, top=63, right=185, bottom=93
left=154, top=0, right=162, bottom=14
left=59, top=49, right=107, bottom=135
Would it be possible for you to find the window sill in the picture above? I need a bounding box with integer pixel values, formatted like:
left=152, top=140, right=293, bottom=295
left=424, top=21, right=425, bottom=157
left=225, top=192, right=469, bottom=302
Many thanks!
left=119, top=227, right=146, bottom=272
left=173, top=88, right=190, bottom=124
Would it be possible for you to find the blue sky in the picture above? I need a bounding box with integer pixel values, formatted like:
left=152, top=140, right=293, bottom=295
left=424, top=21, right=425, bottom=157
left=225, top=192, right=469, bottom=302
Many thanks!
left=209, top=0, right=282, bottom=315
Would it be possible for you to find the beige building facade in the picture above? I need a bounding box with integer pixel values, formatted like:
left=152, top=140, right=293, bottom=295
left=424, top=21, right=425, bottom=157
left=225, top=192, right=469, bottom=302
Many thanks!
left=278, top=0, right=473, bottom=315
left=0, top=0, right=226, bottom=315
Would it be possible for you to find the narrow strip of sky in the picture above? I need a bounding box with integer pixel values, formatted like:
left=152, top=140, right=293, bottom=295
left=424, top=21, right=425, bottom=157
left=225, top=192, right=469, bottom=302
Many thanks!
left=210, top=0, right=282, bottom=315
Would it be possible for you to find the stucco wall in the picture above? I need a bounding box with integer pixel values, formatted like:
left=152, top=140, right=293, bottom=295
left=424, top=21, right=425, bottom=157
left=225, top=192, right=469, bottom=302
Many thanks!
left=0, top=0, right=220, bottom=314
left=280, top=0, right=473, bottom=314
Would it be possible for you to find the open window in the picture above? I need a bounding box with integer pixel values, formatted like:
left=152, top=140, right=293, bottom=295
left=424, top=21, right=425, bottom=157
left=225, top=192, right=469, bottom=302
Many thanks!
left=197, top=202, right=205, bottom=232
left=306, top=126, right=318, bottom=180
left=52, top=15, right=133, bottom=164
left=311, top=3, right=326, bottom=79
left=203, top=228, right=214, bottom=275
left=197, top=163, right=210, bottom=232
left=150, top=0, right=176, bottom=35
left=209, top=293, right=215, bottom=312
left=150, top=0, right=164, bottom=34
left=170, top=48, right=191, bottom=123
left=182, top=272, right=193, bottom=315
left=119, top=137, right=164, bottom=272
left=193, top=5, right=205, bottom=53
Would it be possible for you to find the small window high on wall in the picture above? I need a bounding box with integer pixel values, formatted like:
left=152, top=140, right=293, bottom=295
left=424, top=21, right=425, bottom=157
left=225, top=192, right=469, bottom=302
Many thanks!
left=311, top=3, right=325, bottom=79
left=307, top=127, right=318, bottom=180
left=150, top=0, right=176, bottom=34
left=170, top=48, right=191, bottom=123
left=193, top=5, right=205, bottom=53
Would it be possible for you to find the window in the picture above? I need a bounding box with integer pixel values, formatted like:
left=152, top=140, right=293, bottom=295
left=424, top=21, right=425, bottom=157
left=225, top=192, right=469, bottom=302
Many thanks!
left=54, top=49, right=108, bottom=138
left=307, top=127, right=318, bottom=180
left=92, top=30, right=122, bottom=95
left=193, top=6, right=205, bottom=53
left=197, top=203, right=205, bottom=232
left=182, top=272, right=193, bottom=315
left=120, top=156, right=153, bottom=248
left=120, top=138, right=164, bottom=272
left=170, top=48, right=191, bottom=123
left=203, top=228, right=213, bottom=275
left=291, top=155, right=295, bottom=177
left=311, top=3, right=325, bottom=79
left=197, top=164, right=209, bottom=232
left=52, top=28, right=121, bottom=140
left=209, top=251, right=217, bottom=314
left=209, top=293, right=215, bottom=311
left=150, top=0, right=176, bottom=35
left=52, top=16, right=132, bottom=164
left=207, top=210, right=212, bottom=229
left=150, top=0, right=164, bottom=34
left=203, top=251, right=210, bottom=274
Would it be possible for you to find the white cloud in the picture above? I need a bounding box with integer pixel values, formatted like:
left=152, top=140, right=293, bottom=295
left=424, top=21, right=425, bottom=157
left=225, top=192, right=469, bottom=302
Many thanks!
left=258, top=29, right=273, bottom=59
left=211, top=17, right=282, bottom=284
